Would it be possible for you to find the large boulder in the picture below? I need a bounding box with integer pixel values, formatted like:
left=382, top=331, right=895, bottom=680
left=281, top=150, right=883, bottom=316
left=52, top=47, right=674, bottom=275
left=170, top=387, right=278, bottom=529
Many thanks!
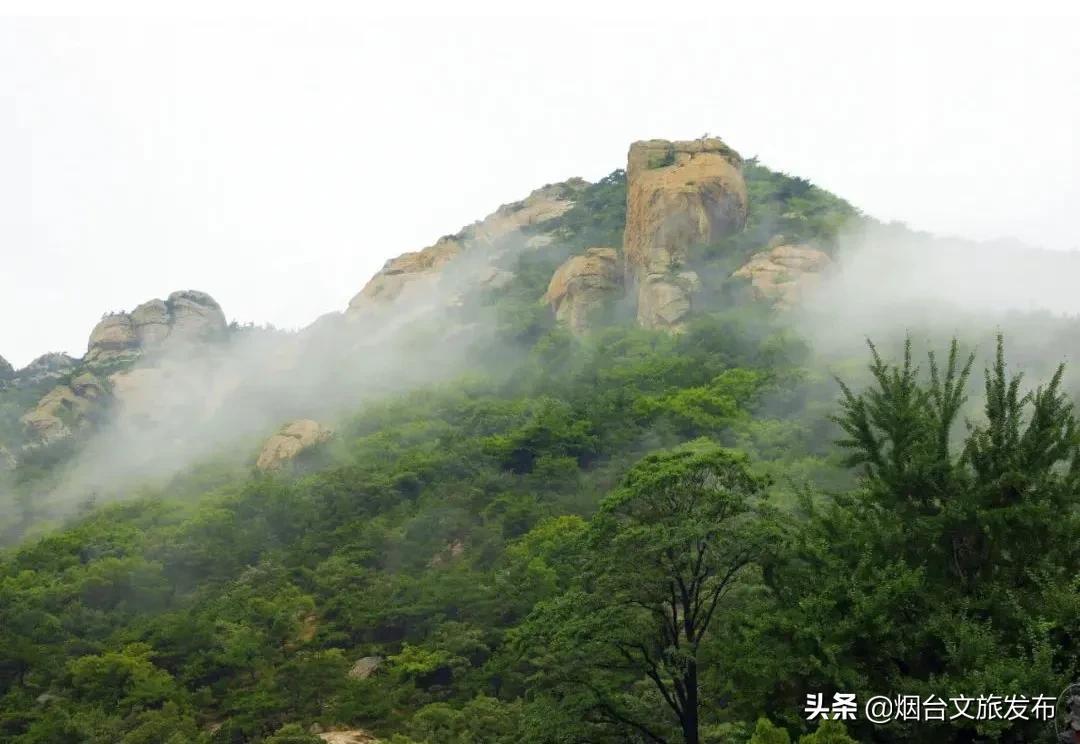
left=347, top=656, right=384, bottom=680
left=256, top=419, right=333, bottom=471
left=347, top=180, right=588, bottom=317
left=623, top=138, right=748, bottom=330
left=85, top=290, right=226, bottom=365
left=165, top=290, right=226, bottom=342
left=543, top=247, right=622, bottom=334
left=0, top=354, right=13, bottom=382
left=732, top=242, right=831, bottom=309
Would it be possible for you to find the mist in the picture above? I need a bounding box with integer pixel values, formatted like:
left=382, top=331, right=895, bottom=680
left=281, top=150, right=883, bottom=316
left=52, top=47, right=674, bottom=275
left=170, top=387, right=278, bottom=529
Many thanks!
left=0, top=242, right=520, bottom=531
left=9, top=195, right=1080, bottom=538
left=794, top=221, right=1080, bottom=372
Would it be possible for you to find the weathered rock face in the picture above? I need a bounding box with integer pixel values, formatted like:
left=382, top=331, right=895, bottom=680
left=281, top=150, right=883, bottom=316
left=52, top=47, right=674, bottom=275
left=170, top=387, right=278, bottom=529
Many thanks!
left=86, top=290, right=226, bottom=364
left=20, top=372, right=106, bottom=444
left=166, top=290, right=227, bottom=342
left=347, top=180, right=588, bottom=317
left=732, top=242, right=831, bottom=309
left=86, top=314, right=139, bottom=364
left=130, top=299, right=171, bottom=345
left=543, top=247, right=622, bottom=334
left=350, top=236, right=463, bottom=309
left=0, top=355, right=14, bottom=382
left=256, top=419, right=333, bottom=471
left=623, top=138, right=748, bottom=330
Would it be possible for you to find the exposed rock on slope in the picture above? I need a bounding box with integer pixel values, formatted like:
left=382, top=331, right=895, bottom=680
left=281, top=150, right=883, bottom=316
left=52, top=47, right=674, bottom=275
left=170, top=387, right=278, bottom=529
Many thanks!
left=86, top=290, right=226, bottom=364
left=623, top=138, right=748, bottom=330
left=348, top=655, right=384, bottom=680
left=16, top=353, right=77, bottom=386
left=347, top=180, right=588, bottom=316
left=256, top=419, right=333, bottom=471
left=0, top=354, right=13, bottom=382
left=733, top=242, right=831, bottom=309
left=543, top=247, right=622, bottom=334
left=318, top=731, right=379, bottom=744
left=349, top=236, right=463, bottom=309
left=20, top=372, right=106, bottom=443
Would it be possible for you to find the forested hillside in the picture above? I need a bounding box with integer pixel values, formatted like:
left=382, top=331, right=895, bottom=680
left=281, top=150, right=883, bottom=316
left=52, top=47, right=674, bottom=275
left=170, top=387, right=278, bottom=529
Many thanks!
left=2, top=141, right=1080, bottom=744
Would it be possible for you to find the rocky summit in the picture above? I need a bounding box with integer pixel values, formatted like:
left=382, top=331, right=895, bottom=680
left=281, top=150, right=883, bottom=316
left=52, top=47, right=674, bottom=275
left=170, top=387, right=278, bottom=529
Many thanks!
left=85, top=290, right=226, bottom=364
left=624, top=138, right=748, bottom=330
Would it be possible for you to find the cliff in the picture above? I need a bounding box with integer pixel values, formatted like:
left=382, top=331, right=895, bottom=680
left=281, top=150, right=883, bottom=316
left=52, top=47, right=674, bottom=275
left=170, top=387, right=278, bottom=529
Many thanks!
left=623, top=138, right=748, bottom=330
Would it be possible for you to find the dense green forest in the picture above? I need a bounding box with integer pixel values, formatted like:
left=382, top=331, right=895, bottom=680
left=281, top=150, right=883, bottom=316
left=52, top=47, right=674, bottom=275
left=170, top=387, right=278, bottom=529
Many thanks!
left=2, top=162, right=1079, bottom=744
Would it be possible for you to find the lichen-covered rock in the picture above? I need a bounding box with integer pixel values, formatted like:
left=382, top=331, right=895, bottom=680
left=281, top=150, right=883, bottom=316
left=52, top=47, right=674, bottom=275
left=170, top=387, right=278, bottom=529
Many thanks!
left=0, top=444, right=15, bottom=470
left=732, top=242, right=831, bottom=309
left=543, top=247, right=622, bottom=334
left=20, top=372, right=105, bottom=443
left=623, top=138, right=748, bottom=330
left=256, top=419, right=333, bottom=471
left=84, top=290, right=226, bottom=365
left=347, top=180, right=588, bottom=317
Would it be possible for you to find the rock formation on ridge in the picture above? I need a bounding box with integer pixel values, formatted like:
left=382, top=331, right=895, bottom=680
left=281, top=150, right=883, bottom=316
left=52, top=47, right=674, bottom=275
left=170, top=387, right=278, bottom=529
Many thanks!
left=623, top=138, right=748, bottom=330
left=346, top=180, right=588, bottom=317
left=85, top=290, right=226, bottom=364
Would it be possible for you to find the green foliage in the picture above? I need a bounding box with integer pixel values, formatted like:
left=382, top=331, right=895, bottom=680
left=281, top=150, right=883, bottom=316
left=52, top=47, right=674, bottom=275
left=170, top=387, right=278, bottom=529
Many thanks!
left=514, top=443, right=778, bottom=744
left=749, top=718, right=791, bottom=744
left=797, top=720, right=857, bottom=744
left=2, top=146, right=1079, bottom=744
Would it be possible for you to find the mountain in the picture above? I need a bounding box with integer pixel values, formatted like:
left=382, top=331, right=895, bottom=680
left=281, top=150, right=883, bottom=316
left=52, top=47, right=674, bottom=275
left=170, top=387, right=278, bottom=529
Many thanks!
left=2, top=137, right=1080, bottom=744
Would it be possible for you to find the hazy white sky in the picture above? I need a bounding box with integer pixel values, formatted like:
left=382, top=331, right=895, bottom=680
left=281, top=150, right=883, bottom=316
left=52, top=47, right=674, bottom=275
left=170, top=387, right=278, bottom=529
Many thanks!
left=2, top=10, right=1079, bottom=366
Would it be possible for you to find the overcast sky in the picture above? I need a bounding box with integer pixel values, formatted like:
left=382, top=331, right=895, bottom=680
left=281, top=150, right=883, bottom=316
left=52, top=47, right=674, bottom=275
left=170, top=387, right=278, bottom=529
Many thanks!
left=1, top=11, right=1078, bottom=367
